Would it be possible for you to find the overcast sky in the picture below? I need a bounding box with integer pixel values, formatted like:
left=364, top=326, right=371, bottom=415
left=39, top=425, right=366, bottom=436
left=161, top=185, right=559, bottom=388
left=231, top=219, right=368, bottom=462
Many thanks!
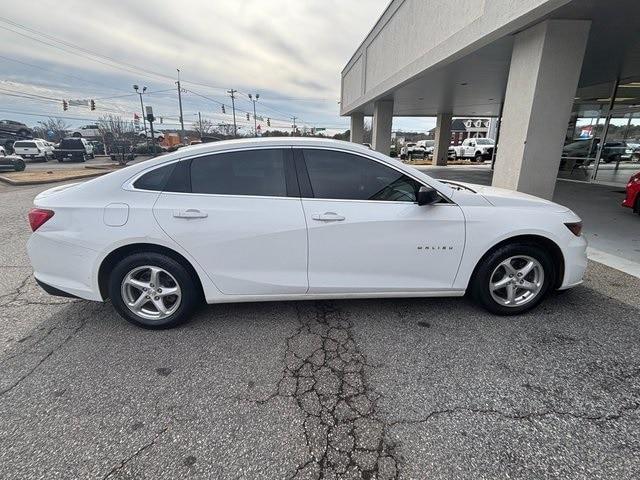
left=0, top=0, right=432, bottom=134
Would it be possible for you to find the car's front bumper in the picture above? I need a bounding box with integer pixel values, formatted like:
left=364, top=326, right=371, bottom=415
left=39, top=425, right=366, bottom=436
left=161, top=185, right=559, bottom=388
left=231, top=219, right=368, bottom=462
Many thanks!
left=558, top=235, right=588, bottom=290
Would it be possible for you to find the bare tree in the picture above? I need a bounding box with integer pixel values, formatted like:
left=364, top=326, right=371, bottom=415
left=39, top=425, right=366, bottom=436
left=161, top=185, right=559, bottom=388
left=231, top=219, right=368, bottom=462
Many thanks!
left=213, top=122, right=237, bottom=138
left=97, top=115, right=135, bottom=165
left=32, top=117, right=71, bottom=142
left=192, top=119, right=215, bottom=137
left=97, top=114, right=134, bottom=140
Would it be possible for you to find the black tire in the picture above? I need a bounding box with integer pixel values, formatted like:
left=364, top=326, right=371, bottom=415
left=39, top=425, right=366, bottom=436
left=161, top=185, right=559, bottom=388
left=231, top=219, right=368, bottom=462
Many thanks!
left=81, top=154, right=87, bottom=162
left=13, top=159, right=26, bottom=172
left=471, top=243, right=555, bottom=315
left=57, top=158, right=63, bottom=163
left=108, top=252, right=200, bottom=329
left=72, top=132, right=81, bottom=137
left=474, top=153, right=483, bottom=163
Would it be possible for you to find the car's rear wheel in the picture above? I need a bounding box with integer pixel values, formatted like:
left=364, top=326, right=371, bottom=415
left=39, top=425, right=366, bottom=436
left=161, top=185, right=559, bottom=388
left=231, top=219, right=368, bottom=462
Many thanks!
left=474, top=153, right=484, bottom=163
left=471, top=243, right=554, bottom=315
left=108, top=252, right=200, bottom=329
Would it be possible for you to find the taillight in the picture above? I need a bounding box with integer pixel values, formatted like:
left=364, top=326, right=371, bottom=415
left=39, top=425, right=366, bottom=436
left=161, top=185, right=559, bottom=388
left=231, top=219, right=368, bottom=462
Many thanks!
left=564, top=221, right=582, bottom=237
left=28, top=208, right=54, bottom=231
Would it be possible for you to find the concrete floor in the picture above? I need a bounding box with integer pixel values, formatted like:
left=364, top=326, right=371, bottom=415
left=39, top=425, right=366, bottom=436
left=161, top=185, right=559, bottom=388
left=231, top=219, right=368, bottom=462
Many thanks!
left=417, top=164, right=640, bottom=267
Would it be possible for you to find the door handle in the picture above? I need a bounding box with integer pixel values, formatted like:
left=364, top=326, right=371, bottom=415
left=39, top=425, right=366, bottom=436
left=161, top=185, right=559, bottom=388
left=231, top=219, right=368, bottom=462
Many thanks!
left=311, top=212, right=345, bottom=222
left=173, top=208, right=208, bottom=219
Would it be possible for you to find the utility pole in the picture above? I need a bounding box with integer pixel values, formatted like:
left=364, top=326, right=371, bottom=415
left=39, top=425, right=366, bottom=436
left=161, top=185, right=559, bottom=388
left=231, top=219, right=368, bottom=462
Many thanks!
left=248, top=93, right=260, bottom=137
left=227, top=89, right=238, bottom=138
left=198, top=111, right=203, bottom=140
left=133, top=85, right=149, bottom=150
left=292, top=116, right=297, bottom=136
left=176, top=69, right=185, bottom=142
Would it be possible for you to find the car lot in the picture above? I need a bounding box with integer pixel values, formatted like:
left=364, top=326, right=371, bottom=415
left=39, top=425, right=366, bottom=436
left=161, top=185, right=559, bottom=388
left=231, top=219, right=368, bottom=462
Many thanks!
left=1, top=180, right=640, bottom=479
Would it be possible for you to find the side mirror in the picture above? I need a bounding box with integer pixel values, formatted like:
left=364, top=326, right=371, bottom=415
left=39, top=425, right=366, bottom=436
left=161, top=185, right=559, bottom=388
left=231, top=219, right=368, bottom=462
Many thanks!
left=417, top=186, right=440, bottom=205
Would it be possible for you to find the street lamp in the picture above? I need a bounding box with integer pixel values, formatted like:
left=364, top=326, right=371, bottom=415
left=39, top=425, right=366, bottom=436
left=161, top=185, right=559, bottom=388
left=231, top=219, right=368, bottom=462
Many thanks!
left=248, top=93, right=260, bottom=137
left=133, top=85, right=149, bottom=148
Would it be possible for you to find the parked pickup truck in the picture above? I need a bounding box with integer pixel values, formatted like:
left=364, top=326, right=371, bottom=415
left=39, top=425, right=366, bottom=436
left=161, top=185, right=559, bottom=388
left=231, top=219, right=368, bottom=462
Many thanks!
left=13, top=139, right=53, bottom=161
left=53, top=137, right=94, bottom=162
left=453, top=138, right=495, bottom=162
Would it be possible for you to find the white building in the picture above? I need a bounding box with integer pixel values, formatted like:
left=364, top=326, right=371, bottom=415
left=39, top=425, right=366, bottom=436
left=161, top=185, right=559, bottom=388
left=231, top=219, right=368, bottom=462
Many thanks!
left=341, top=0, right=640, bottom=199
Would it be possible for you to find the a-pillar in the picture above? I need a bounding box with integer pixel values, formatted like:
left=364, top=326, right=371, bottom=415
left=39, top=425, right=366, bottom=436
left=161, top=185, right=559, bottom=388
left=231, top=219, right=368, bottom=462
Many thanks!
left=433, top=113, right=452, bottom=166
left=492, top=19, right=591, bottom=199
left=372, top=99, right=393, bottom=155
left=349, top=112, right=364, bottom=144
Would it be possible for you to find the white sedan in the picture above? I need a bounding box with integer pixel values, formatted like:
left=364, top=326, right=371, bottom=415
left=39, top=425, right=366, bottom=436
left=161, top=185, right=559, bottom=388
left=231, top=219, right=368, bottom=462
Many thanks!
left=27, top=138, right=587, bottom=329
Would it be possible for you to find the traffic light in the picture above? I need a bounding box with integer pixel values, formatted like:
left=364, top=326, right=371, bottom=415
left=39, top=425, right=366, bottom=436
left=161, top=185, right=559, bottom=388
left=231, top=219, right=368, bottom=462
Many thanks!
left=246, top=112, right=250, bottom=121
left=90, top=99, right=95, bottom=111
left=267, top=118, right=271, bottom=127
left=62, top=100, right=68, bottom=111
left=221, top=105, right=226, bottom=114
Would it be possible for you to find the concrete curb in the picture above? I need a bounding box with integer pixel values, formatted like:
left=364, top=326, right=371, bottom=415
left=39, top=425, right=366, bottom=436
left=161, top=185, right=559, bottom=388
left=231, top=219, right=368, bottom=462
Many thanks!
left=587, top=247, right=640, bottom=279
left=0, top=171, right=107, bottom=186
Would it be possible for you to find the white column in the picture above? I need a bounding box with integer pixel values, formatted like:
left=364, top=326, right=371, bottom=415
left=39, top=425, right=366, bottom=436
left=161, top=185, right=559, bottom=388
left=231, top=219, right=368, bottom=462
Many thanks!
left=492, top=19, right=591, bottom=199
left=372, top=99, right=393, bottom=155
left=350, top=112, right=364, bottom=144
left=433, top=113, right=453, bottom=166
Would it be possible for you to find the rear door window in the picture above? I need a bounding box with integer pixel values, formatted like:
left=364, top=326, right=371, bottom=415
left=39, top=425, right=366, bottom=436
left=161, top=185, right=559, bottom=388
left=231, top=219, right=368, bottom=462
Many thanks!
left=190, top=149, right=287, bottom=197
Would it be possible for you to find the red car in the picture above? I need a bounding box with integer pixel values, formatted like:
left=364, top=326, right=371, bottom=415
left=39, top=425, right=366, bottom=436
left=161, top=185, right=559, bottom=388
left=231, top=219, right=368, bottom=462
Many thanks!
left=622, top=171, right=640, bottom=214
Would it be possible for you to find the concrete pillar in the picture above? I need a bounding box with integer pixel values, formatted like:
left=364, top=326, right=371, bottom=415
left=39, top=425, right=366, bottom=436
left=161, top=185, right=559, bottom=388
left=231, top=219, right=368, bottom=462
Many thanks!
left=433, top=113, right=452, bottom=166
left=372, top=99, right=393, bottom=155
left=492, top=19, right=591, bottom=199
left=350, top=112, right=364, bottom=144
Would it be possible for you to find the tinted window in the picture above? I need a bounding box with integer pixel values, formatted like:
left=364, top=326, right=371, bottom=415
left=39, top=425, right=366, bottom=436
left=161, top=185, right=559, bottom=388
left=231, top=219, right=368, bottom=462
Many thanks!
left=302, top=149, right=422, bottom=202
left=14, top=141, right=36, bottom=148
left=59, top=138, right=84, bottom=148
left=190, top=149, right=287, bottom=196
left=134, top=163, right=176, bottom=191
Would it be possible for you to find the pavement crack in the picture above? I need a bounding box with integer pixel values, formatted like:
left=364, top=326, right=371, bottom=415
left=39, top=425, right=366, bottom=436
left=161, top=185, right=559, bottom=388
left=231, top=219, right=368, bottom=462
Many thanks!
left=0, top=273, right=77, bottom=308
left=252, top=301, right=400, bottom=480
left=102, top=422, right=172, bottom=479
left=389, top=403, right=640, bottom=427
left=0, top=306, right=93, bottom=396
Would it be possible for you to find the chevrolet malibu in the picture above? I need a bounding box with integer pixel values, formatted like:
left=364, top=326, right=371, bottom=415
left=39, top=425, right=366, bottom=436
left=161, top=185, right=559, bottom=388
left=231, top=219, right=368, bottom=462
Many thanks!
left=27, top=138, right=587, bottom=329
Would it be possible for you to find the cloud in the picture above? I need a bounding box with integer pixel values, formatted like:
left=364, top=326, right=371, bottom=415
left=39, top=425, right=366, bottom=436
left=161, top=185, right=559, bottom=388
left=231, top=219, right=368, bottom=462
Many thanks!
left=0, top=0, right=393, bottom=130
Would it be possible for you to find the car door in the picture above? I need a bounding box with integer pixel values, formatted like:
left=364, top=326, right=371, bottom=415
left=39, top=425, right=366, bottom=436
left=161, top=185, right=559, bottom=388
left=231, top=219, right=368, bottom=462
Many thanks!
left=296, top=148, right=465, bottom=293
left=152, top=147, right=308, bottom=295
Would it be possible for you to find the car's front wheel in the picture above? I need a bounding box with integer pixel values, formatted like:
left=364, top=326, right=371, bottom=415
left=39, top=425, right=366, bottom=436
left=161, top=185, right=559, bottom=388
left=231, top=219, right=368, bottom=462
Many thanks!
left=471, top=243, right=554, bottom=315
left=108, top=252, right=200, bottom=329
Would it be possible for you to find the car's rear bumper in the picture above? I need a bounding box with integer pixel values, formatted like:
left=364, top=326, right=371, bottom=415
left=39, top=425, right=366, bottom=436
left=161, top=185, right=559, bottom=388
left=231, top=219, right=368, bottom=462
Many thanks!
left=28, top=233, right=102, bottom=301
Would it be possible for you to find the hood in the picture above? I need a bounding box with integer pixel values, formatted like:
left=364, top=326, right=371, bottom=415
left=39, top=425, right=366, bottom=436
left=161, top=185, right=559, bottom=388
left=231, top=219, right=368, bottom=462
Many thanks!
left=444, top=181, right=570, bottom=213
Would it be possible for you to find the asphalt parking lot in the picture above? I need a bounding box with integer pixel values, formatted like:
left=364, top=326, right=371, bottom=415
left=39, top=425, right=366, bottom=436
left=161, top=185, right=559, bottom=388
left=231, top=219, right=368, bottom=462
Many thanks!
left=2, top=181, right=640, bottom=479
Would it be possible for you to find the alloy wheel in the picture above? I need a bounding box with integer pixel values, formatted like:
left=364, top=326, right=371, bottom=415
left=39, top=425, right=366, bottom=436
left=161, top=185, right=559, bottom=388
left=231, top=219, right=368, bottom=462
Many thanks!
left=489, top=255, right=544, bottom=307
left=121, top=265, right=182, bottom=321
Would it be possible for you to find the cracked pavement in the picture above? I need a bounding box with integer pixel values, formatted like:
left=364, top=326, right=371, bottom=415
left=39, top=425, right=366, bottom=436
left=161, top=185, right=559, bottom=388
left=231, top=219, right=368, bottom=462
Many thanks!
left=1, top=181, right=640, bottom=479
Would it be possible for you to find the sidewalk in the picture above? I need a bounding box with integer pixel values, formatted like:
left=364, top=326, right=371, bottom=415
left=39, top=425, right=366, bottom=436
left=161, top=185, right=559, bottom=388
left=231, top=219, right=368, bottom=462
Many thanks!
left=416, top=164, right=640, bottom=276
